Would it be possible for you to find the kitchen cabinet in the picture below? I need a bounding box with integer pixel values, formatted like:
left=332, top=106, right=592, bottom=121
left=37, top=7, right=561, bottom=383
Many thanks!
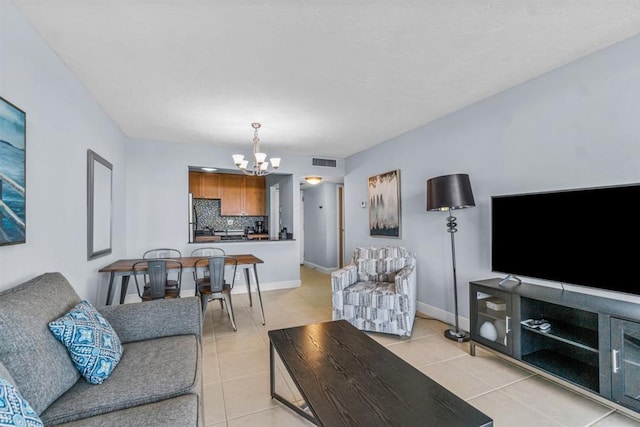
left=611, top=317, right=640, bottom=412
left=243, top=175, right=266, bottom=216
left=189, top=172, right=221, bottom=199
left=470, top=283, right=515, bottom=356
left=220, top=174, right=265, bottom=216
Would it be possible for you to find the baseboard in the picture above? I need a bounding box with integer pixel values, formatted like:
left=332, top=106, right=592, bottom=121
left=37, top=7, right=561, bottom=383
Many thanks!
left=416, top=301, right=470, bottom=333
left=236, top=280, right=301, bottom=293
left=122, top=280, right=302, bottom=304
left=302, top=261, right=337, bottom=275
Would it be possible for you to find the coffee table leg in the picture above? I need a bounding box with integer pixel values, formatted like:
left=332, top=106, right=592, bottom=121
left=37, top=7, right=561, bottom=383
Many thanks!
left=270, top=341, right=275, bottom=396
left=269, top=341, right=318, bottom=425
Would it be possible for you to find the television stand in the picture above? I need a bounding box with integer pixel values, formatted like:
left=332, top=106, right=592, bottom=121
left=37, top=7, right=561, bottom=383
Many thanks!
left=469, top=278, right=640, bottom=416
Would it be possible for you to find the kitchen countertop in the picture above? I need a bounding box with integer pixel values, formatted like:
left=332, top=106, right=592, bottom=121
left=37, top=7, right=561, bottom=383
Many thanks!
left=194, top=235, right=222, bottom=242
left=246, top=234, right=269, bottom=240
left=189, top=238, right=295, bottom=244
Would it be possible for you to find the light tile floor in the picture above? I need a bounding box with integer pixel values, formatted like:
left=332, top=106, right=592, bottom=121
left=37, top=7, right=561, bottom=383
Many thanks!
left=201, top=266, right=640, bottom=426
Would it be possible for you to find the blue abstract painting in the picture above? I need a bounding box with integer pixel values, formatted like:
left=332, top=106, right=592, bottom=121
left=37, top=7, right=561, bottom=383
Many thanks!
left=0, top=97, right=26, bottom=245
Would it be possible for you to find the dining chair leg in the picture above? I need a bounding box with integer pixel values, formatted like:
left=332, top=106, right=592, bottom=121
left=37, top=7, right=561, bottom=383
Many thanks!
left=200, top=294, right=208, bottom=314
left=223, top=294, right=237, bottom=331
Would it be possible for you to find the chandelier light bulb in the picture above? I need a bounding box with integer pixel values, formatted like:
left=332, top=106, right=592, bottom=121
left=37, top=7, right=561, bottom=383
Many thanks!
left=255, top=152, right=267, bottom=164
left=232, top=154, right=244, bottom=165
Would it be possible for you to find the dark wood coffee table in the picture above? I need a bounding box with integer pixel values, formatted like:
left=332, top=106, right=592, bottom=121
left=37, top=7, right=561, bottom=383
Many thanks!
left=269, top=320, right=493, bottom=426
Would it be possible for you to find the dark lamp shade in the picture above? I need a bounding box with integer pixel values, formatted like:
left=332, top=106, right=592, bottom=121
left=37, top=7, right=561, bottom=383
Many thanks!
left=427, top=174, right=475, bottom=211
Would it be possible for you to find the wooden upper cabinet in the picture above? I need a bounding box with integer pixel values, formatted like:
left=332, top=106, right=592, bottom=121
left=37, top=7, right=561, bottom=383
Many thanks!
left=191, top=171, right=265, bottom=216
left=201, top=174, right=221, bottom=199
left=243, top=176, right=266, bottom=216
left=189, top=172, right=221, bottom=199
left=220, top=174, right=244, bottom=215
left=189, top=172, right=204, bottom=197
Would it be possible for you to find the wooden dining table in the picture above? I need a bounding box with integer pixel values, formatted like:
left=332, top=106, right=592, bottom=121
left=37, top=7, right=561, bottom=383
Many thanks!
left=98, top=254, right=266, bottom=324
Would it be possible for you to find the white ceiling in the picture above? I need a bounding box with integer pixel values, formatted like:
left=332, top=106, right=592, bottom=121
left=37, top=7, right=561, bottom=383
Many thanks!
left=14, top=1, right=640, bottom=158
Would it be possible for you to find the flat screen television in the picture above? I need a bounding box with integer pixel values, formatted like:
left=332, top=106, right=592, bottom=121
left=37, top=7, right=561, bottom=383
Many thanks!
left=491, top=183, right=640, bottom=297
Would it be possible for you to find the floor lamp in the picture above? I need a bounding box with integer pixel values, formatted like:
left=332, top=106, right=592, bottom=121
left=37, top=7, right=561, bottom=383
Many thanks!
left=427, top=174, right=475, bottom=342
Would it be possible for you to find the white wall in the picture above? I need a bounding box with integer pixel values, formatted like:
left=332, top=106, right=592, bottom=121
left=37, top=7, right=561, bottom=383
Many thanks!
left=344, top=33, right=640, bottom=326
left=0, top=0, right=127, bottom=302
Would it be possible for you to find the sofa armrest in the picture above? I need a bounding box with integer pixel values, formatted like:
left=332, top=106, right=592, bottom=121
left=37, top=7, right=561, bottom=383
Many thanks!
left=331, top=264, right=358, bottom=292
left=99, top=297, right=202, bottom=344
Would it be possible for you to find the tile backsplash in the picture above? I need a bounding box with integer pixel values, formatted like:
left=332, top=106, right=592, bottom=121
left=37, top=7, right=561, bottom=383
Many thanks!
left=193, top=198, right=267, bottom=232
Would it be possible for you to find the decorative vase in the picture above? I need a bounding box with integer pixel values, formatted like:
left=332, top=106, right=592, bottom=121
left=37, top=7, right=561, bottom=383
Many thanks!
left=479, top=321, right=498, bottom=341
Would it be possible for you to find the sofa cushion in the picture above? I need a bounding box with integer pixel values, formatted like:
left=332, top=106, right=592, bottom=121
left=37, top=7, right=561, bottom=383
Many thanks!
left=53, top=394, right=198, bottom=427
left=0, top=376, right=44, bottom=427
left=40, top=335, right=200, bottom=425
left=0, top=273, right=81, bottom=415
left=0, top=362, right=16, bottom=388
left=49, top=301, right=123, bottom=384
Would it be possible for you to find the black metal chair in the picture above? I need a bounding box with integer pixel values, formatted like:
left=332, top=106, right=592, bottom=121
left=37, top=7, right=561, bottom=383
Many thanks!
left=190, top=247, right=225, bottom=258
left=133, top=259, right=183, bottom=301
left=143, top=248, right=182, bottom=291
left=194, top=256, right=238, bottom=331
left=190, top=247, right=226, bottom=302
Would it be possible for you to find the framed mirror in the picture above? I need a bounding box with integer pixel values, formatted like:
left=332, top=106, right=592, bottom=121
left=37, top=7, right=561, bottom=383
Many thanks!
left=87, top=149, right=112, bottom=260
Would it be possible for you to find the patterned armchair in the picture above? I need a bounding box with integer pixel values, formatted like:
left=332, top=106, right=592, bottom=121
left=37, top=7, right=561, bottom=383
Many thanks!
left=332, top=246, right=417, bottom=337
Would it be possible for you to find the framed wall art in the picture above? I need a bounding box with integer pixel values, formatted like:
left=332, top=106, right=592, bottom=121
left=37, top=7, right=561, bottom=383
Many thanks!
left=368, top=169, right=401, bottom=238
left=0, top=96, right=26, bottom=246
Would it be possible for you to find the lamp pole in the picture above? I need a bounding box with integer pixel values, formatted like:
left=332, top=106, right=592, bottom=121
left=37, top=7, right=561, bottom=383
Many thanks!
left=426, top=173, right=475, bottom=343
left=445, top=210, right=469, bottom=342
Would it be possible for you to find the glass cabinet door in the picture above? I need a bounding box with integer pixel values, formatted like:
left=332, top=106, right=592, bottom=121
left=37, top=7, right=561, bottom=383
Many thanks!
left=611, top=318, right=640, bottom=412
left=470, top=285, right=513, bottom=356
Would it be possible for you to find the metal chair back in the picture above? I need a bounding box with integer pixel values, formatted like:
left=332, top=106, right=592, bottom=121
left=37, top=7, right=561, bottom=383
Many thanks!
left=133, top=259, right=183, bottom=300
left=191, top=247, right=225, bottom=257
left=194, top=256, right=237, bottom=293
left=143, top=248, right=182, bottom=259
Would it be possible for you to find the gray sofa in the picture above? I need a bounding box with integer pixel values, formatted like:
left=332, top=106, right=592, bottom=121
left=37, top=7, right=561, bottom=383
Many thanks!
left=0, top=272, right=203, bottom=426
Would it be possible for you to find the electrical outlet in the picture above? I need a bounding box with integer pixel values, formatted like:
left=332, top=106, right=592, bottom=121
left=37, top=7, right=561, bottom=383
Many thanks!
left=227, top=219, right=233, bottom=225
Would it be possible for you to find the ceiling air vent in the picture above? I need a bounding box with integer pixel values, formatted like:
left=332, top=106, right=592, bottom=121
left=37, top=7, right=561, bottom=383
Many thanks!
left=312, top=158, right=337, bottom=168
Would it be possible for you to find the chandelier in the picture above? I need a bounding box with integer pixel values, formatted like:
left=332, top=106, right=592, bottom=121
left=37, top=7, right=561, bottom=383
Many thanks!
left=232, top=123, right=281, bottom=176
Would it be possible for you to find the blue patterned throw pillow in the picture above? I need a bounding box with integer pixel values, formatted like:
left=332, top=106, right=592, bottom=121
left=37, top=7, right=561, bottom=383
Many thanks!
left=0, top=376, right=43, bottom=427
left=48, top=300, right=123, bottom=384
